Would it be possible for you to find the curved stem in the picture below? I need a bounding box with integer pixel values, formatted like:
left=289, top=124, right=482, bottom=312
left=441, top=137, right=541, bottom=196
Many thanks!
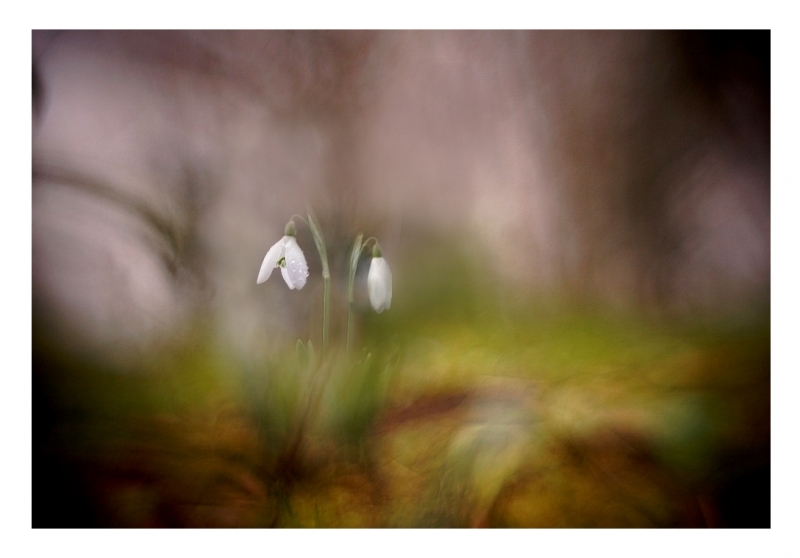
left=322, top=271, right=330, bottom=354
left=306, top=211, right=330, bottom=356
left=346, top=234, right=364, bottom=356
left=346, top=236, right=380, bottom=357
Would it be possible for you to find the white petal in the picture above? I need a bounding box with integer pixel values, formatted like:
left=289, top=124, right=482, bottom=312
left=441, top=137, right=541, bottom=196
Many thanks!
left=368, top=257, right=392, bottom=313
left=257, top=237, right=286, bottom=284
left=280, top=266, right=294, bottom=289
left=281, top=237, right=309, bottom=290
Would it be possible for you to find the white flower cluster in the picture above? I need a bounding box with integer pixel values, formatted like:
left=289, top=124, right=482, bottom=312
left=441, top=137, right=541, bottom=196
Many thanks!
left=258, top=220, right=391, bottom=313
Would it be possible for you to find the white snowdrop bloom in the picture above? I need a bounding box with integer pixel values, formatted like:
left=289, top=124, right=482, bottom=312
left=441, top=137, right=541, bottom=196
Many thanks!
left=257, top=222, right=308, bottom=289
left=368, top=244, right=392, bottom=313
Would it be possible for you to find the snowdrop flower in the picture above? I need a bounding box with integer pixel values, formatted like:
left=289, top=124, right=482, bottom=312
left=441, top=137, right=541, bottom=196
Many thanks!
left=257, top=220, right=309, bottom=289
left=368, top=243, right=392, bottom=313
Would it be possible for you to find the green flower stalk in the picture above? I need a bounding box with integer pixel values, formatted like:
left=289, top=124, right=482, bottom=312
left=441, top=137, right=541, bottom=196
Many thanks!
left=306, top=211, right=331, bottom=356
left=346, top=234, right=363, bottom=355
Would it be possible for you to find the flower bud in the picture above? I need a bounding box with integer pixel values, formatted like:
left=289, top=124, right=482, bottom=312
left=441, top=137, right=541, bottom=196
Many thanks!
left=368, top=250, right=392, bottom=313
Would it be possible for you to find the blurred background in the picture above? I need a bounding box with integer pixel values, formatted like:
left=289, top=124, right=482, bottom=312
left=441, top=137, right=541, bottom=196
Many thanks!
left=32, top=30, right=769, bottom=527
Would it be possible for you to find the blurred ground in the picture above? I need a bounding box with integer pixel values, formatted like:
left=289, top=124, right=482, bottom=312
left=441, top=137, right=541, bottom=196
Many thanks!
left=33, top=260, right=769, bottom=527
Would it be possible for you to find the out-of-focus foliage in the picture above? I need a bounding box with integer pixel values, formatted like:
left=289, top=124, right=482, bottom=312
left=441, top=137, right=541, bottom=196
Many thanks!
left=33, top=241, right=768, bottom=527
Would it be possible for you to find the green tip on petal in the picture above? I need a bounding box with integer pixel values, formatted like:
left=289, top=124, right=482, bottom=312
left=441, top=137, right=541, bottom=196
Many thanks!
left=372, top=242, right=382, bottom=258
left=284, top=220, right=297, bottom=236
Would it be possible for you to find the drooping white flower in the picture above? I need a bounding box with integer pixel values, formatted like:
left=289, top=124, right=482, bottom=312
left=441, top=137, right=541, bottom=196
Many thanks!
left=257, top=221, right=308, bottom=289
left=367, top=244, right=392, bottom=313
